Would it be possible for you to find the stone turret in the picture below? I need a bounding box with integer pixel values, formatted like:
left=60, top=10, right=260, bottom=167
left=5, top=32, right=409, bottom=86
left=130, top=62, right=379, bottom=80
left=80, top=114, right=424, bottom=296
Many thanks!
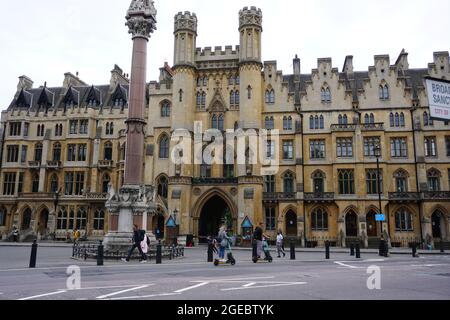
left=239, top=6, right=262, bottom=63
left=173, top=11, right=198, bottom=67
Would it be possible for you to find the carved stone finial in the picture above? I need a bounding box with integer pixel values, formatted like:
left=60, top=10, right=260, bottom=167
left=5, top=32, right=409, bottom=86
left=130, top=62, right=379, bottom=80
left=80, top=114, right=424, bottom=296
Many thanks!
left=126, top=0, right=157, bottom=40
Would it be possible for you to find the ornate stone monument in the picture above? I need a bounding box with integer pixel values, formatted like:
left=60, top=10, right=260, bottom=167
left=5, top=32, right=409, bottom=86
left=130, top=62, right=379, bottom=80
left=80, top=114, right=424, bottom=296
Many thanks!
left=103, top=0, right=158, bottom=251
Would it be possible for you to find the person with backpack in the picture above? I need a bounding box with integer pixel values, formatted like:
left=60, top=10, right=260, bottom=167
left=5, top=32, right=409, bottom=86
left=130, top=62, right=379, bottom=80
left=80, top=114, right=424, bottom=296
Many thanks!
left=122, top=224, right=148, bottom=263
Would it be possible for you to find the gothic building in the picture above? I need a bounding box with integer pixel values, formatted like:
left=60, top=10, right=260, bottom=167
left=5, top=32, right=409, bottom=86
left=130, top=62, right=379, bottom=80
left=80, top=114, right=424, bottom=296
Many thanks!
left=0, top=7, right=449, bottom=248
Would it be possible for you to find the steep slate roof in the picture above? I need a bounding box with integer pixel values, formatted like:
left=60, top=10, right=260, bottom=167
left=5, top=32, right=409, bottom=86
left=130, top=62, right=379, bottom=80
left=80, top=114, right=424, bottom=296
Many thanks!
left=7, top=83, right=144, bottom=112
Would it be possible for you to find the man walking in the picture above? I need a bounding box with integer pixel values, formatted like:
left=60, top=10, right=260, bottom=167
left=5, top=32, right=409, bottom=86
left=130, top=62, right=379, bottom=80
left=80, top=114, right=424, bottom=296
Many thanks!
left=122, top=224, right=148, bottom=263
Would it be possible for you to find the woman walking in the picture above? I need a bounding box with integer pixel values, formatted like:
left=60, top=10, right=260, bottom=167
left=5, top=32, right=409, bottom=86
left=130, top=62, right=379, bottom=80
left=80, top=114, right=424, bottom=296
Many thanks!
left=276, top=230, right=286, bottom=258
left=218, top=225, right=230, bottom=261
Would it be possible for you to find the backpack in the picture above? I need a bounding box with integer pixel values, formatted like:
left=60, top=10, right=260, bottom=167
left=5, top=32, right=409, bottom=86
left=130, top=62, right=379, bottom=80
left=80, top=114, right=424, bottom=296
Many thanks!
left=139, top=230, right=145, bottom=242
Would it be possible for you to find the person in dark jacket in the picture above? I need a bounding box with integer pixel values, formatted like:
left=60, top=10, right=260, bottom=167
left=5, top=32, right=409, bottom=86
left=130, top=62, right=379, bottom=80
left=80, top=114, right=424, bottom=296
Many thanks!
left=122, top=224, right=148, bottom=263
left=253, top=222, right=264, bottom=258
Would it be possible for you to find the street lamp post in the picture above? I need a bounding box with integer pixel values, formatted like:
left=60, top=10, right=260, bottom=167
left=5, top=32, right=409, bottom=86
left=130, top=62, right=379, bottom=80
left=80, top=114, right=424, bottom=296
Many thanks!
left=373, top=144, right=383, bottom=237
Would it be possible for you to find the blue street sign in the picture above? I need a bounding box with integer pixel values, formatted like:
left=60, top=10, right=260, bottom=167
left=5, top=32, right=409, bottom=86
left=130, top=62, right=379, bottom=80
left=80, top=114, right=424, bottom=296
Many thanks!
left=375, top=214, right=385, bottom=222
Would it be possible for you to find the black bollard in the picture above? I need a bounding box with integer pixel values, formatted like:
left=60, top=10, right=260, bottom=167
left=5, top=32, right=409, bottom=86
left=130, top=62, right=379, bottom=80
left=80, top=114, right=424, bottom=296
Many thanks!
left=350, top=243, right=355, bottom=256
left=412, top=243, right=417, bottom=258
left=207, top=242, right=213, bottom=262
left=156, top=241, right=162, bottom=264
left=97, top=241, right=104, bottom=266
left=290, top=241, right=296, bottom=260
left=355, top=243, right=361, bottom=259
left=29, top=240, right=38, bottom=268
left=325, top=241, right=330, bottom=260
left=440, top=239, right=445, bottom=253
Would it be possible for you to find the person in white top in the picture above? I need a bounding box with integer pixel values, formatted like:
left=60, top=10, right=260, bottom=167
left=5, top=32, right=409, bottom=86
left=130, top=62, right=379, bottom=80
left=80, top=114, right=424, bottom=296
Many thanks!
left=276, top=230, right=286, bottom=258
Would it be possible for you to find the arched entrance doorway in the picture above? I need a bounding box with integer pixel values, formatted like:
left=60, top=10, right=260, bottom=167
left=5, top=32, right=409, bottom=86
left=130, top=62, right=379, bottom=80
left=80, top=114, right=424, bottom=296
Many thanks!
left=198, top=195, right=231, bottom=243
left=38, top=209, right=49, bottom=235
left=366, top=210, right=378, bottom=237
left=432, top=211, right=447, bottom=239
left=345, top=211, right=358, bottom=237
left=285, top=210, right=297, bottom=237
left=22, top=208, right=32, bottom=230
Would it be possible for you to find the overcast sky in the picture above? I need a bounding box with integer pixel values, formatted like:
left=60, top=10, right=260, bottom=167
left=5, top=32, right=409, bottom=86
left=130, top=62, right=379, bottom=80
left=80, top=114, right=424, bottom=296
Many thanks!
left=0, top=0, right=449, bottom=110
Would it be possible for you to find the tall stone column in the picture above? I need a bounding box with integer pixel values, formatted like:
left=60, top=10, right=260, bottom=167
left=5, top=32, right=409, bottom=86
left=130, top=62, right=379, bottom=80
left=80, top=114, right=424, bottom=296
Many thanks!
left=104, top=0, right=158, bottom=250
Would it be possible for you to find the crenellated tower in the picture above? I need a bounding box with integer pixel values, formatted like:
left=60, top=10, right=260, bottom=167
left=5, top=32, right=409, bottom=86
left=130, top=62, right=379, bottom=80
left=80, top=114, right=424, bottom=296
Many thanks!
left=172, top=11, right=197, bottom=131
left=238, top=7, right=263, bottom=130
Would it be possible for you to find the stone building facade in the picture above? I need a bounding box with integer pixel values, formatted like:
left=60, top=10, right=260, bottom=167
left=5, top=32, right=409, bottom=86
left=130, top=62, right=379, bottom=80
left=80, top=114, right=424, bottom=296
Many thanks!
left=0, top=7, right=449, bottom=247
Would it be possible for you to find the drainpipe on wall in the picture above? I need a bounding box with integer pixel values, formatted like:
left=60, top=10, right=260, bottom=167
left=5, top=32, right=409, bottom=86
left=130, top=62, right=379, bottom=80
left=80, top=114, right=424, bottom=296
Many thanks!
left=300, top=114, right=307, bottom=247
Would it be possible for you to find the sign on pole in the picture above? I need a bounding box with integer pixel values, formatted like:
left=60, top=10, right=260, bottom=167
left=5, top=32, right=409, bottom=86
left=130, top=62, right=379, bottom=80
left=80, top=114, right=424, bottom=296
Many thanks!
left=375, top=214, right=385, bottom=222
left=425, top=77, right=450, bottom=121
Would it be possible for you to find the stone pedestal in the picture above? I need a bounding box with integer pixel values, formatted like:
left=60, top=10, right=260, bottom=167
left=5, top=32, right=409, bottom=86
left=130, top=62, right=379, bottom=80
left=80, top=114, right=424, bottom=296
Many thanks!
left=104, top=184, right=156, bottom=251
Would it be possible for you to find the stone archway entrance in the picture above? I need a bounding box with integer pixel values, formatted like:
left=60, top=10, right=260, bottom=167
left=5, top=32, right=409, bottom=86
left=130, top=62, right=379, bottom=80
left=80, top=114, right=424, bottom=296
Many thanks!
left=366, top=210, right=378, bottom=237
left=432, top=211, right=447, bottom=239
left=198, top=195, right=232, bottom=244
left=285, top=210, right=297, bottom=237
left=21, top=208, right=32, bottom=230
left=38, top=209, right=49, bottom=235
left=345, top=211, right=358, bottom=237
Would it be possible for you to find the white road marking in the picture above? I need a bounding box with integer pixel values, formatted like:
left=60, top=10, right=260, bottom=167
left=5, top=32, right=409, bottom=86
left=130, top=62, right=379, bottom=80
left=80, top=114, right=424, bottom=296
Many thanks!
left=334, top=261, right=359, bottom=269
left=67, top=284, right=153, bottom=291
left=364, top=259, right=385, bottom=262
left=191, top=276, right=274, bottom=283
left=221, top=282, right=307, bottom=291
left=174, top=282, right=209, bottom=293
left=410, top=264, right=447, bottom=267
left=18, top=290, right=67, bottom=300
left=96, top=285, right=152, bottom=299
left=243, top=283, right=256, bottom=287
left=106, top=292, right=181, bottom=300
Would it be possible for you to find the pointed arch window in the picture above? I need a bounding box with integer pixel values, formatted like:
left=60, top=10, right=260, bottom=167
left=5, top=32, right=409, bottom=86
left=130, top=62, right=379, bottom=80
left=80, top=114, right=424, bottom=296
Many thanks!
left=161, top=100, right=171, bottom=117
left=427, top=169, right=441, bottom=191
left=338, top=169, right=355, bottom=194
left=313, top=171, right=325, bottom=193
left=57, top=208, right=68, bottom=230
left=379, top=84, right=389, bottom=100
left=196, top=92, right=202, bottom=108
left=265, top=116, right=274, bottom=130
left=94, top=208, right=105, bottom=230
left=53, top=142, right=61, bottom=161
left=159, top=135, right=170, bottom=159
left=76, top=207, right=87, bottom=230
left=104, top=142, right=113, bottom=161
left=399, top=113, right=405, bottom=127
left=395, top=113, right=400, bottom=127
left=283, top=172, right=295, bottom=193
left=310, top=116, right=314, bottom=129
left=319, top=115, right=324, bottom=129
left=321, top=87, right=331, bottom=103
left=424, top=111, right=434, bottom=126
left=32, top=173, right=40, bottom=193
left=34, top=143, right=43, bottom=162
left=394, top=170, right=408, bottom=193
left=102, top=174, right=110, bottom=193
left=283, top=116, right=293, bottom=130
left=50, top=174, right=59, bottom=193
left=157, top=175, right=168, bottom=199
left=390, top=113, right=394, bottom=127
